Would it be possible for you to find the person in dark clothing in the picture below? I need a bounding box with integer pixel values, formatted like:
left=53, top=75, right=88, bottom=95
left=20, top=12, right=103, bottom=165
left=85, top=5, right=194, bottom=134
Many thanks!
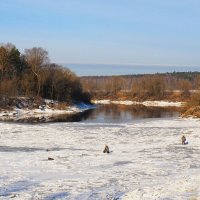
left=103, top=145, right=110, bottom=153
left=182, top=135, right=187, bottom=145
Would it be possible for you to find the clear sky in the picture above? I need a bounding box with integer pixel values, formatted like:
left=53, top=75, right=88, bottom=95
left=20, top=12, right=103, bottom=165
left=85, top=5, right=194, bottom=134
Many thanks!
left=1, top=0, right=200, bottom=68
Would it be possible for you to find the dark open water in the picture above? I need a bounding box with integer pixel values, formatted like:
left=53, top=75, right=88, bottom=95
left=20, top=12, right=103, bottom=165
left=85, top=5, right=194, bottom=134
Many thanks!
left=52, top=104, right=181, bottom=123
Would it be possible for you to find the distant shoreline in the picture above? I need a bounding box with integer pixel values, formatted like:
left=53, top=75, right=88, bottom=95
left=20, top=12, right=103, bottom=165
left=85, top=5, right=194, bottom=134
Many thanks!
left=92, top=100, right=184, bottom=107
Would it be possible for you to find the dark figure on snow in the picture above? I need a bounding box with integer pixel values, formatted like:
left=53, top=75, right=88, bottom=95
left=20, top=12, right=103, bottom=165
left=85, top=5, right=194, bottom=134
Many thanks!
left=182, top=135, right=186, bottom=145
left=103, top=145, right=110, bottom=153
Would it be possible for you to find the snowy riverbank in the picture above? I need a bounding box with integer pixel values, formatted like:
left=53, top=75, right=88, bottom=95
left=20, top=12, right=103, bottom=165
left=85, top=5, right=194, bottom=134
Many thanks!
left=92, top=100, right=184, bottom=107
left=0, top=117, right=200, bottom=199
left=0, top=102, right=95, bottom=122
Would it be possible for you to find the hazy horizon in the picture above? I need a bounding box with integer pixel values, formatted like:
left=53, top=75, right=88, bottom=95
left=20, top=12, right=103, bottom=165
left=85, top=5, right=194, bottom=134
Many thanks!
left=63, top=63, right=200, bottom=76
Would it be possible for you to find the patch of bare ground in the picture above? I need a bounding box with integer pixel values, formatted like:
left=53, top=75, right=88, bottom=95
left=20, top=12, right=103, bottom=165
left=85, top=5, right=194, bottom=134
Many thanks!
left=0, top=96, right=44, bottom=110
left=0, top=96, right=70, bottom=111
left=52, top=102, right=68, bottom=110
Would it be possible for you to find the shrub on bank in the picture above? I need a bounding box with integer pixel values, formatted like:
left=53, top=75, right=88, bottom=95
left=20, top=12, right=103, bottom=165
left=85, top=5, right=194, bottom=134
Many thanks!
left=181, top=106, right=200, bottom=118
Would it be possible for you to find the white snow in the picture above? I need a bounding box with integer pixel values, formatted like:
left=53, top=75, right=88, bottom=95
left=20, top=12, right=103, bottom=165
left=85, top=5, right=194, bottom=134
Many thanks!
left=1, top=117, right=200, bottom=199
left=93, top=100, right=184, bottom=107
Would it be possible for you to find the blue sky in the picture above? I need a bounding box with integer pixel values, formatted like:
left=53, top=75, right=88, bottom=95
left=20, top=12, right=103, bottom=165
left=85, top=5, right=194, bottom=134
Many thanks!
left=1, top=0, right=200, bottom=68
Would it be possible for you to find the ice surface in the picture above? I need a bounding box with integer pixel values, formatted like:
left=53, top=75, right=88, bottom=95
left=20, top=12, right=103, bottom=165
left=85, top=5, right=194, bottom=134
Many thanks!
left=1, top=117, right=200, bottom=199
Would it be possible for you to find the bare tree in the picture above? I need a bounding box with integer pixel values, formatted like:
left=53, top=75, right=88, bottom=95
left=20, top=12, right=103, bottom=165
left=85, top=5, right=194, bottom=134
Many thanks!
left=178, top=79, right=192, bottom=97
left=24, top=47, right=49, bottom=96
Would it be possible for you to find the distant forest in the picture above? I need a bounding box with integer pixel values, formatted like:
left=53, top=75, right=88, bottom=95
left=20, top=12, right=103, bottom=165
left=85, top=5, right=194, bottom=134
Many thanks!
left=81, top=72, right=200, bottom=101
left=0, top=43, right=90, bottom=103
left=1, top=42, right=200, bottom=105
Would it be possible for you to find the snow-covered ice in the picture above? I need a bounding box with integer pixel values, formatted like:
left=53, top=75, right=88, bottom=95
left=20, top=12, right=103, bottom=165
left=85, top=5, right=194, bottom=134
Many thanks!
left=1, top=117, right=200, bottom=199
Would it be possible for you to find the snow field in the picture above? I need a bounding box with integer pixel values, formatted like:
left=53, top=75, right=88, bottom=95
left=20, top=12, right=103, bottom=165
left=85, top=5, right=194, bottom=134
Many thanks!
left=0, top=117, right=200, bottom=199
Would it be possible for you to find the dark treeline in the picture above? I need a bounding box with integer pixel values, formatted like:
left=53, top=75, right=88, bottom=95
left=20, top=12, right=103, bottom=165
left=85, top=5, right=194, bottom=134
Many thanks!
left=0, top=43, right=90, bottom=103
left=81, top=72, right=200, bottom=101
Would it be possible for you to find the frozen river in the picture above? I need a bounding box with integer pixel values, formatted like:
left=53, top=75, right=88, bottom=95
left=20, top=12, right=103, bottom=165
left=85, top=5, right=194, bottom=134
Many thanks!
left=1, top=105, right=200, bottom=199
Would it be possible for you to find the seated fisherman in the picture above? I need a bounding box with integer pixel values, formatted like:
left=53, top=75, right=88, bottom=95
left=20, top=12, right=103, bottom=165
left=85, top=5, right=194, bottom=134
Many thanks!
left=181, top=135, right=188, bottom=145
left=103, top=145, right=110, bottom=153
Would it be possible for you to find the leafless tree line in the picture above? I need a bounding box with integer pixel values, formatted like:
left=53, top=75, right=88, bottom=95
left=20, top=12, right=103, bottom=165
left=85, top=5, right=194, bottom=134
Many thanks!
left=0, top=43, right=90, bottom=103
left=81, top=72, right=200, bottom=101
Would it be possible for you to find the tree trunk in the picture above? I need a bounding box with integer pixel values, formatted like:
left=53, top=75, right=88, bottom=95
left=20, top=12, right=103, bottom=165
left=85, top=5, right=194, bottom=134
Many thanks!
left=32, top=68, right=41, bottom=97
left=37, top=75, right=41, bottom=97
